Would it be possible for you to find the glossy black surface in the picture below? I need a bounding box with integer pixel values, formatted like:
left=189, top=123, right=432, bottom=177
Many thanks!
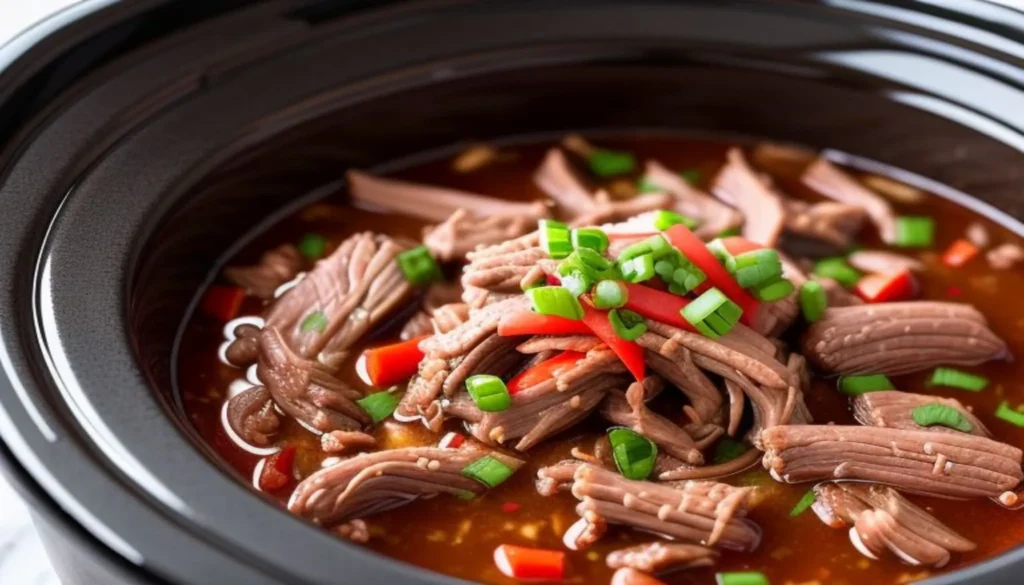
left=0, top=1, right=1022, bottom=584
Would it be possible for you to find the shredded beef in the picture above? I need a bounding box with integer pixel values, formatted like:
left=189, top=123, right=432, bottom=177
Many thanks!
left=347, top=170, right=546, bottom=223
left=533, top=148, right=598, bottom=219
left=801, top=158, right=897, bottom=243
left=441, top=334, right=525, bottom=397
left=321, top=430, right=378, bottom=454
left=711, top=148, right=786, bottom=247
left=570, top=190, right=676, bottom=229
left=988, top=242, right=1024, bottom=270
left=224, top=244, right=304, bottom=300
left=644, top=159, right=742, bottom=240
left=848, top=250, right=923, bottom=275
left=424, top=208, right=541, bottom=262
left=611, top=568, right=671, bottom=585
left=802, top=302, right=1007, bottom=376
left=853, top=391, right=991, bottom=437
left=517, top=335, right=602, bottom=354
left=288, top=445, right=524, bottom=527
left=461, top=245, right=556, bottom=293
left=813, top=482, right=975, bottom=567
left=601, top=380, right=703, bottom=465
left=606, top=542, right=717, bottom=573
left=784, top=200, right=866, bottom=249
left=762, top=425, right=1023, bottom=498
left=225, top=386, right=280, bottom=446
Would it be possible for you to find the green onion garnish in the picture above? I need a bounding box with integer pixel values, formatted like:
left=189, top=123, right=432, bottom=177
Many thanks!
left=462, top=455, right=516, bottom=488
left=716, top=571, right=769, bottom=585
left=798, top=281, right=827, bottom=322
left=682, top=288, right=742, bottom=339
left=608, top=427, right=657, bottom=480
left=911, top=403, right=973, bottom=433
left=588, top=149, right=637, bottom=177
left=527, top=286, right=584, bottom=320
left=396, top=245, right=442, bottom=286
left=608, top=308, right=647, bottom=341
left=539, top=219, right=573, bottom=259
left=637, top=176, right=661, bottom=193
left=652, top=210, right=698, bottom=231
left=298, top=233, right=327, bottom=260
left=716, top=226, right=742, bottom=238
left=754, top=277, right=794, bottom=302
left=837, top=374, right=894, bottom=395
left=712, top=438, right=749, bottom=464
left=731, top=249, right=783, bottom=289
left=894, top=216, right=936, bottom=248
left=356, top=391, right=399, bottom=423
left=680, top=169, right=701, bottom=186
left=465, top=374, right=512, bottom=412
left=668, top=260, right=707, bottom=295
left=620, top=253, right=656, bottom=283
left=617, top=235, right=673, bottom=262
left=789, top=489, right=816, bottom=518
left=705, top=239, right=734, bottom=267
left=300, top=311, right=328, bottom=333
left=813, top=257, right=862, bottom=288
left=593, top=280, right=627, bottom=310
left=571, top=228, right=609, bottom=254
left=927, top=367, right=989, bottom=392
left=995, top=402, right=1024, bottom=427
left=559, top=271, right=592, bottom=298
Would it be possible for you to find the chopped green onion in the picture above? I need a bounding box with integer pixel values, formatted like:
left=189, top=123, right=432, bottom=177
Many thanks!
left=680, top=169, right=702, bottom=186
left=356, top=391, right=399, bottom=423
left=754, top=277, right=794, bottom=302
left=995, top=402, right=1024, bottom=427
left=608, top=427, right=657, bottom=480
left=669, top=261, right=707, bottom=295
left=813, top=257, right=862, bottom=287
left=716, top=226, right=742, bottom=238
left=789, top=489, right=816, bottom=518
left=617, top=235, right=673, bottom=261
left=837, top=374, right=894, bottom=395
left=894, top=216, right=936, bottom=248
left=593, top=280, right=627, bottom=309
left=465, top=374, right=512, bottom=412
left=911, top=404, right=972, bottom=433
left=927, top=367, right=989, bottom=392
left=620, top=253, right=656, bottom=283
left=455, top=489, right=476, bottom=501
left=731, top=249, right=783, bottom=288
left=300, top=311, right=328, bottom=333
left=559, top=271, right=592, bottom=298
left=608, top=308, right=647, bottom=341
left=682, top=288, right=742, bottom=339
left=712, top=438, right=748, bottom=464
left=571, top=228, right=609, bottom=254
left=588, top=149, right=637, bottom=177
left=462, top=455, right=516, bottom=488
left=527, top=286, right=584, bottom=320
left=539, top=219, right=572, bottom=259
left=637, top=176, right=661, bottom=193
left=652, top=210, right=698, bottom=231
left=298, top=233, right=327, bottom=260
left=396, top=245, right=442, bottom=286
left=716, top=571, right=769, bottom=585
left=798, top=281, right=827, bottom=322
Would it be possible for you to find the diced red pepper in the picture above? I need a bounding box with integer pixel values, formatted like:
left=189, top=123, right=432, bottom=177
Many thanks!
left=493, top=544, right=566, bottom=581
left=622, top=283, right=696, bottom=332
left=439, top=432, right=466, bottom=449
left=942, top=238, right=980, bottom=267
left=358, top=336, right=428, bottom=388
left=580, top=300, right=645, bottom=381
left=501, top=502, right=522, bottom=514
left=259, top=446, right=296, bottom=492
left=200, top=285, right=245, bottom=321
left=497, top=312, right=592, bottom=337
left=507, top=351, right=587, bottom=395
left=947, top=286, right=962, bottom=297
left=855, top=269, right=918, bottom=303
left=664, top=224, right=760, bottom=325
left=720, top=236, right=764, bottom=256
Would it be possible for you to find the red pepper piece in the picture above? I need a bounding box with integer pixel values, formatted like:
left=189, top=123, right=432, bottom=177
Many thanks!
left=855, top=269, right=918, bottom=303
left=493, top=544, right=566, bottom=581
left=501, top=502, right=522, bottom=514
left=200, top=285, right=245, bottom=322
left=580, top=300, right=645, bottom=381
left=259, top=446, right=296, bottom=492
left=439, top=432, right=466, bottom=449
left=358, top=336, right=428, bottom=388
left=664, top=224, right=759, bottom=325
left=942, top=238, right=979, bottom=267
left=497, top=312, right=592, bottom=337
left=507, top=351, right=587, bottom=395
left=622, top=283, right=696, bottom=332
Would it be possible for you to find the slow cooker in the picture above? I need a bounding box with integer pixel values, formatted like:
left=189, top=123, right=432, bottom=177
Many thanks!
left=1, top=1, right=1023, bottom=584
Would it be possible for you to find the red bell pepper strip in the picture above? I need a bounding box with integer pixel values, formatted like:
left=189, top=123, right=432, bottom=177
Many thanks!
left=664, top=224, right=759, bottom=325
left=358, top=336, right=428, bottom=388
left=855, top=269, right=918, bottom=303
left=622, top=283, right=696, bottom=332
left=497, top=312, right=592, bottom=337
left=942, top=238, right=980, bottom=267
left=580, top=300, right=645, bottom=381
left=200, top=285, right=245, bottom=321
left=259, top=445, right=296, bottom=492
left=493, top=544, right=566, bottom=581
left=438, top=432, right=466, bottom=449
left=507, top=351, right=587, bottom=395
left=720, top=236, right=764, bottom=256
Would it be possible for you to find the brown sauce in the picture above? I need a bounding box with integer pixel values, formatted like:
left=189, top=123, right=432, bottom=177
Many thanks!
left=177, top=135, right=1024, bottom=585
